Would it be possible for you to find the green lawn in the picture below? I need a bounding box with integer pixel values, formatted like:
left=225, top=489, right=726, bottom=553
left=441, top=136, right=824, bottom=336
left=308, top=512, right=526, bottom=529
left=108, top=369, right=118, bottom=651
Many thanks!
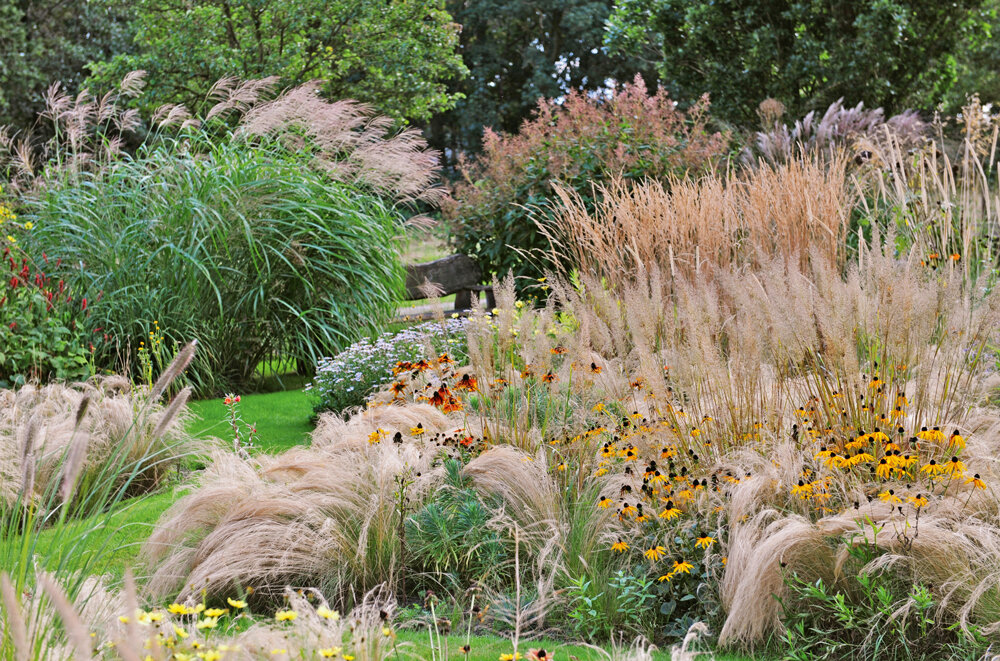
left=0, top=490, right=177, bottom=582
left=186, top=388, right=316, bottom=454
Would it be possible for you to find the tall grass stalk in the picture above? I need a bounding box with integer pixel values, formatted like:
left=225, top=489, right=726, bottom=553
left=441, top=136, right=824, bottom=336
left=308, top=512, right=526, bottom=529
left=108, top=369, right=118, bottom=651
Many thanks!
left=0, top=347, right=200, bottom=658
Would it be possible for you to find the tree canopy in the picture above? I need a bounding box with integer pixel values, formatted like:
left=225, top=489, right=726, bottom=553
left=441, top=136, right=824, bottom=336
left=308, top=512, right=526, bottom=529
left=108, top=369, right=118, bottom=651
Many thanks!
left=607, top=0, right=990, bottom=124
left=0, top=0, right=133, bottom=129
left=86, top=0, right=467, bottom=122
left=425, top=0, right=654, bottom=161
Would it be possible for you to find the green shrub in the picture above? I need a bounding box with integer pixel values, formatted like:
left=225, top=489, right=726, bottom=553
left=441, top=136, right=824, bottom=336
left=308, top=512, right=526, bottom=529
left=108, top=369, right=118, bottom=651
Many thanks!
left=778, top=528, right=988, bottom=661
left=445, top=75, right=728, bottom=289
left=406, top=459, right=509, bottom=591
left=23, top=137, right=407, bottom=394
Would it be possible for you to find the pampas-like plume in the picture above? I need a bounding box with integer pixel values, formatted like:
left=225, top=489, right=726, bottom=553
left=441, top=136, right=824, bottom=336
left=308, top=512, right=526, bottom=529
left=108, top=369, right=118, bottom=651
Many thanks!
left=60, top=396, right=92, bottom=503
left=150, top=340, right=196, bottom=401
left=0, top=573, right=29, bottom=661
left=151, top=386, right=191, bottom=440
left=40, top=573, right=96, bottom=661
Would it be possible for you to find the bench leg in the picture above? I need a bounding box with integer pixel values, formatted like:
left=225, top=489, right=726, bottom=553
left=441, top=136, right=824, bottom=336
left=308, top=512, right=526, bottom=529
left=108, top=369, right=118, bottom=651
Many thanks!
left=485, top=288, right=496, bottom=310
left=454, top=289, right=473, bottom=310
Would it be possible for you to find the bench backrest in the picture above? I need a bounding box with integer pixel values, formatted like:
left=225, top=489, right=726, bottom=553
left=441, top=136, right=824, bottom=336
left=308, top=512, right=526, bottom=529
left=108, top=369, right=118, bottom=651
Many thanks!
left=404, top=254, right=481, bottom=300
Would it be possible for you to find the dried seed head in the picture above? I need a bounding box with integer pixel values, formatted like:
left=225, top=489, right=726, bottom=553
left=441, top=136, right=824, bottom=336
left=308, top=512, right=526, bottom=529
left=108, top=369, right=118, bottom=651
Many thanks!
left=151, top=340, right=197, bottom=401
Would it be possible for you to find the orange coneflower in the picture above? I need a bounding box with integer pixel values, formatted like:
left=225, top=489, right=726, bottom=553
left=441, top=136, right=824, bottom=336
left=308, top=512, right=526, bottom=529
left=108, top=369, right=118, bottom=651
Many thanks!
left=944, top=456, right=966, bottom=476
left=598, top=497, right=613, bottom=509
left=695, top=535, right=715, bottom=549
left=966, top=473, right=986, bottom=490
left=455, top=374, right=478, bottom=392
left=948, top=430, right=965, bottom=451
left=541, top=372, right=558, bottom=384
left=550, top=346, right=567, bottom=355
left=590, top=362, right=602, bottom=374
left=878, top=489, right=902, bottom=505
left=611, top=539, right=629, bottom=553
left=659, top=501, right=682, bottom=520
left=920, top=459, right=943, bottom=475
left=644, top=545, right=667, bottom=561
left=671, top=559, right=693, bottom=574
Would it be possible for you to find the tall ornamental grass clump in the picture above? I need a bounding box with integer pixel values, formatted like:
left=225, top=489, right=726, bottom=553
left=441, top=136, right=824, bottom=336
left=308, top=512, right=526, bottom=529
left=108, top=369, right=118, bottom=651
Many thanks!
left=445, top=75, right=728, bottom=289
left=8, top=75, right=443, bottom=393
left=27, top=138, right=405, bottom=393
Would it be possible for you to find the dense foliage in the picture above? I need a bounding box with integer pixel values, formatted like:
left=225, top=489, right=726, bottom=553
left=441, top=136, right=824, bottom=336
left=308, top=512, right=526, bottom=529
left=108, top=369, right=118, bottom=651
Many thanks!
left=0, top=0, right=133, bottom=129
left=606, top=0, right=991, bottom=124
left=446, top=76, right=728, bottom=287
left=87, top=0, right=466, bottom=122
left=425, top=0, right=654, bottom=162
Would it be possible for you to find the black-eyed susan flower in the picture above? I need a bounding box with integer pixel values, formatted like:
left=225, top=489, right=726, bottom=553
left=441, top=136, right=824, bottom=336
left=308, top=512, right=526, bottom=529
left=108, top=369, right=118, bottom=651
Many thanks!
left=878, top=489, right=902, bottom=505
left=590, top=362, right=602, bottom=374
left=611, top=539, right=629, bottom=553
left=541, top=372, right=558, bottom=383
left=455, top=374, right=478, bottom=392
left=695, top=535, right=716, bottom=549
left=945, top=456, right=966, bottom=475
left=410, top=424, right=425, bottom=436
left=644, top=545, right=667, bottom=561
left=659, top=501, right=681, bottom=520
left=671, top=559, right=694, bottom=574
left=907, top=494, right=929, bottom=508
left=791, top=480, right=812, bottom=498
left=550, top=346, right=567, bottom=355
left=948, top=430, right=965, bottom=451
left=966, top=473, right=986, bottom=490
left=920, top=459, right=943, bottom=475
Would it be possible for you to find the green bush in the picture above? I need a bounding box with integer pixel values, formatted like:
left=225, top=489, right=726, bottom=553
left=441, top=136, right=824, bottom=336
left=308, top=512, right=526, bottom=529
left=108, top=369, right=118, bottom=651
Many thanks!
left=406, top=459, right=509, bottom=591
left=445, top=75, right=728, bottom=289
left=23, top=137, right=406, bottom=394
left=778, top=529, right=988, bottom=661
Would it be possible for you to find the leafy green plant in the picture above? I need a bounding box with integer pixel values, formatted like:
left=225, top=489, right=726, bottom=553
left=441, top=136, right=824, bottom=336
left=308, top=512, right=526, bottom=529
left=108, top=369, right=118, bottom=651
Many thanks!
left=406, top=459, right=509, bottom=591
left=565, top=574, right=605, bottom=642
left=777, top=526, right=988, bottom=661
left=0, top=244, right=94, bottom=387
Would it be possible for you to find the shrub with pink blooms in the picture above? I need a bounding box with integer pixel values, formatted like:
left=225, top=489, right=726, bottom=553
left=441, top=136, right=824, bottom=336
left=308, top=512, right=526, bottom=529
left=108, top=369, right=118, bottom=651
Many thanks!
left=446, top=75, right=729, bottom=290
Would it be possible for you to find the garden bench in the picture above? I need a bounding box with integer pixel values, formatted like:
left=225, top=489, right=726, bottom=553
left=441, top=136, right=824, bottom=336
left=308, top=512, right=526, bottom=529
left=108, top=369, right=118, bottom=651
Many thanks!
left=400, top=254, right=494, bottom=320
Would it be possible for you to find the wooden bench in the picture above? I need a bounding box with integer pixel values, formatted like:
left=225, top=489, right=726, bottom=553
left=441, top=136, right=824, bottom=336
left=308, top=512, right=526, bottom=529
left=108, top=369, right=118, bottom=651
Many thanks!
left=401, top=254, right=494, bottom=319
